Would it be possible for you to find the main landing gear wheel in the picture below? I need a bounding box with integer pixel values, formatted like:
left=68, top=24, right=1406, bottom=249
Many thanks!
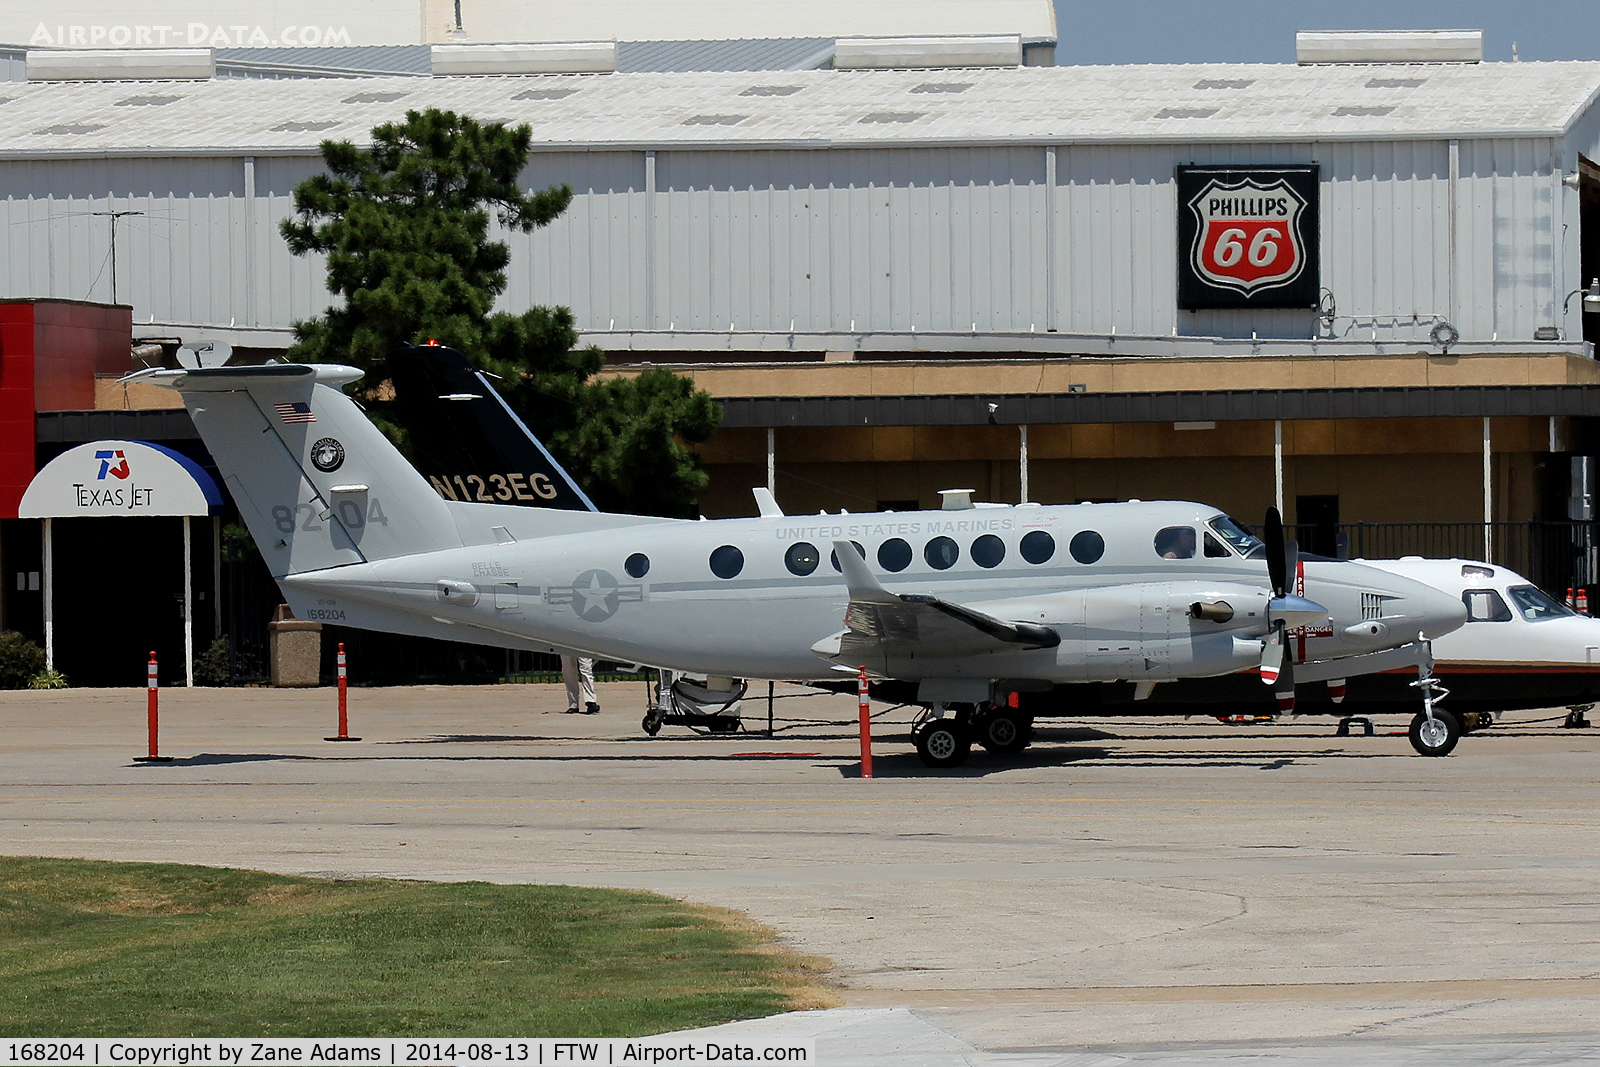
left=978, top=711, right=1032, bottom=755
left=914, top=721, right=971, bottom=768
left=641, top=709, right=664, bottom=736
left=1408, top=708, right=1461, bottom=757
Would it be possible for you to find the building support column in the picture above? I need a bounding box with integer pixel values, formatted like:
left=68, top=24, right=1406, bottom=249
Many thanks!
left=1019, top=424, right=1030, bottom=504
left=1483, top=416, right=1493, bottom=563
left=42, top=517, right=53, bottom=672
left=1273, top=420, right=1285, bottom=517
left=766, top=427, right=776, bottom=495
left=182, top=515, right=194, bottom=688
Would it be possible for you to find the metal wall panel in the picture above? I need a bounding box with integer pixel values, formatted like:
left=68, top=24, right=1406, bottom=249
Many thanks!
left=0, top=135, right=1571, bottom=347
left=645, top=147, right=1048, bottom=333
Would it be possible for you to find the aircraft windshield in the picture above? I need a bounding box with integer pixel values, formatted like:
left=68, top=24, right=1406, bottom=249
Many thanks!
left=1208, top=515, right=1263, bottom=558
left=1506, top=584, right=1576, bottom=622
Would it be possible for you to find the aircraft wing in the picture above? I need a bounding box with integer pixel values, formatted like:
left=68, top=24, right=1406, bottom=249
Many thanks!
left=812, top=540, right=1060, bottom=666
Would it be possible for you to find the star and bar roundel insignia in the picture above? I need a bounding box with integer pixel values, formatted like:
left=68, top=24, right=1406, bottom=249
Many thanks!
left=545, top=569, right=645, bottom=623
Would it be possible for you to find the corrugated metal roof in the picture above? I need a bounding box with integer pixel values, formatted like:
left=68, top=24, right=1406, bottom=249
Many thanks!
left=1, top=61, right=1597, bottom=156
left=617, top=38, right=833, bottom=73
left=216, top=45, right=432, bottom=76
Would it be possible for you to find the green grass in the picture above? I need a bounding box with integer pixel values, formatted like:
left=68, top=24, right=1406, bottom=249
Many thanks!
left=0, top=857, right=835, bottom=1037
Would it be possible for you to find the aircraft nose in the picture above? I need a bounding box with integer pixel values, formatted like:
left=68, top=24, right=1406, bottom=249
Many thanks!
left=1417, top=584, right=1468, bottom=639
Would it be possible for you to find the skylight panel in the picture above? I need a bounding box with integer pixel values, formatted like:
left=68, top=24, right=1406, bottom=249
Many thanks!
left=682, top=114, right=745, bottom=126
left=910, top=83, right=971, bottom=94
left=739, top=86, right=801, bottom=97
left=1156, top=107, right=1219, bottom=119
left=1194, top=79, right=1253, bottom=89
left=859, top=112, right=923, bottom=124
left=272, top=120, right=340, bottom=132
left=115, top=95, right=182, bottom=107
left=1333, top=105, right=1395, bottom=117
left=1365, top=77, right=1426, bottom=89
left=343, top=91, right=410, bottom=104
left=513, top=88, right=578, bottom=101
left=34, top=123, right=108, bottom=136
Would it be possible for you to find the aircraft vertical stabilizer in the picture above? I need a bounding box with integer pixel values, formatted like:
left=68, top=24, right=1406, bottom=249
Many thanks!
left=126, top=364, right=463, bottom=578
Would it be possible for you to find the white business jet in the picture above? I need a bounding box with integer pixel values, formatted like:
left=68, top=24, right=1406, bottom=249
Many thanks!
left=128, top=363, right=1468, bottom=766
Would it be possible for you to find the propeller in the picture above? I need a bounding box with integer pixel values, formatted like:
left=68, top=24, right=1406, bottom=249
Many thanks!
left=1259, top=506, right=1306, bottom=709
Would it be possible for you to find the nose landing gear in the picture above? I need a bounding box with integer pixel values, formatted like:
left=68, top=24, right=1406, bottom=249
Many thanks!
left=1407, top=663, right=1458, bottom=756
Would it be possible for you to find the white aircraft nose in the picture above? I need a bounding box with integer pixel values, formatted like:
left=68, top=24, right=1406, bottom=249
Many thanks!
left=1419, top=584, right=1469, bottom=639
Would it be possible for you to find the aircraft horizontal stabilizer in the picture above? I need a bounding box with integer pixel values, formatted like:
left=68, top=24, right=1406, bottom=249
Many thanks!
left=814, top=540, right=1060, bottom=667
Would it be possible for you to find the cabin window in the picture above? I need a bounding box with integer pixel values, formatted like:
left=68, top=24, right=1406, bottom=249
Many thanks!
left=878, top=538, right=912, bottom=572
left=1019, top=530, right=1055, bottom=564
left=784, top=541, right=819, bottom=576
left=971, top=534, right=1005, bottom=569
left=1506, top=584, right=1574, bottom=621
left=830, top=541, right=866, bottom=571
left=709, top=545, right=745, bottom=579
left=1069, top=530, right=1105, bottom=565
left=1204, top=532, right=1231, bottom=558
left=1154, top=526, right=1197, bottom=559
left=624, top=552, right=650, bottom=578
left=924, top=536, right=960, bottom=570
left=1462, top=588, right=1513, bottom=622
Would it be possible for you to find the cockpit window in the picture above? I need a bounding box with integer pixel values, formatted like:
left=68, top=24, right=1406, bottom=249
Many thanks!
left=1203, top=532, right=1231, bottom=558
left=1209, top=515, right=1264, bottom=558
left=1462, top=588, right=1513, bottom=622
left=1506, top=584, right=1575, bottom=622
left=1154, top=526, right=1196, bottom=559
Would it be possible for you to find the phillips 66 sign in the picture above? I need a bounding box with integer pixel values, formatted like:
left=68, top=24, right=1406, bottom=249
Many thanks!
left=1176, top=164, right=1319, bottom=309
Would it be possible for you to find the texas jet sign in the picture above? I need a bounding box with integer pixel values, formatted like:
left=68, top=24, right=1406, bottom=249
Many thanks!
left=1176, top=165, right=1319, bottom=309
left=19, top=440, right=222, bottom=518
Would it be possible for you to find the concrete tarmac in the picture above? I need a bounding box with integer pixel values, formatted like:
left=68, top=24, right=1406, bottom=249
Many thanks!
left=2, top=681, right=1599, bottom=1060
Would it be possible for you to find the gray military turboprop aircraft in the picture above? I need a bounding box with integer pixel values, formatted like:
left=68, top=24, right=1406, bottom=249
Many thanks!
left=130, top=362, right=1470, bottom=766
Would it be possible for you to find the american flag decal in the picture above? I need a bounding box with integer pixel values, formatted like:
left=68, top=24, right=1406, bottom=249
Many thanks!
left=274, top=401, right=316, bottom=424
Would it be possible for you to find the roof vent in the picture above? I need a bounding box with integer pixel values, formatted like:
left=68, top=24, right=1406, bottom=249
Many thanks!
left=272, top=120, right=340, bottom=133
left=343, top=91, right=410, bottom=104
left=739, top=85, right=801, bottom=97
left=834, top=35, right=1022, bottom=70
left=1194, top=78, right=1253, bottom=89
left=34, top=123, right=110, bottom=136
left=682, top=114, right=745, bottom=126
left=859, top=111, right=923, bottom=124
left=513, top=87, right=579, bottom=100
left=1156, top=107, right=1219, bottom=119
left=1296, top=30, right=1482, bottom=64
left=1333, top=105, right=1396, bottom=117
left=431, top=42, right=617, bottom=76
left=115, top=94, right=183, bottom=107
left=910, top=82, right=972, bottom=94
left=27, top=48, right=215, bottom=81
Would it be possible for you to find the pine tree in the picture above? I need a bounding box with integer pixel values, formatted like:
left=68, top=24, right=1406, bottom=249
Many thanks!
left=282, top=108, right=719, bottom=517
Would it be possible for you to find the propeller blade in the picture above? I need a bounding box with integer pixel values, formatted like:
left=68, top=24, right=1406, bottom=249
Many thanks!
left=1259, top=622, right=1284, bottom=685
left=1274, top=659, right=1297, bottom=714
left=1264, top=507, right=1287, bottom=598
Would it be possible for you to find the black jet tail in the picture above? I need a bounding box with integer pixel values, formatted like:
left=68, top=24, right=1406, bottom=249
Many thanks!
left=388, top=343, right=596, bottom=513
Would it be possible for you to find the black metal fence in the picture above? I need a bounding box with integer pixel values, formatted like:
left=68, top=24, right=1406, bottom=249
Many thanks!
left=1286, top=521, right=1600, bottom=599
